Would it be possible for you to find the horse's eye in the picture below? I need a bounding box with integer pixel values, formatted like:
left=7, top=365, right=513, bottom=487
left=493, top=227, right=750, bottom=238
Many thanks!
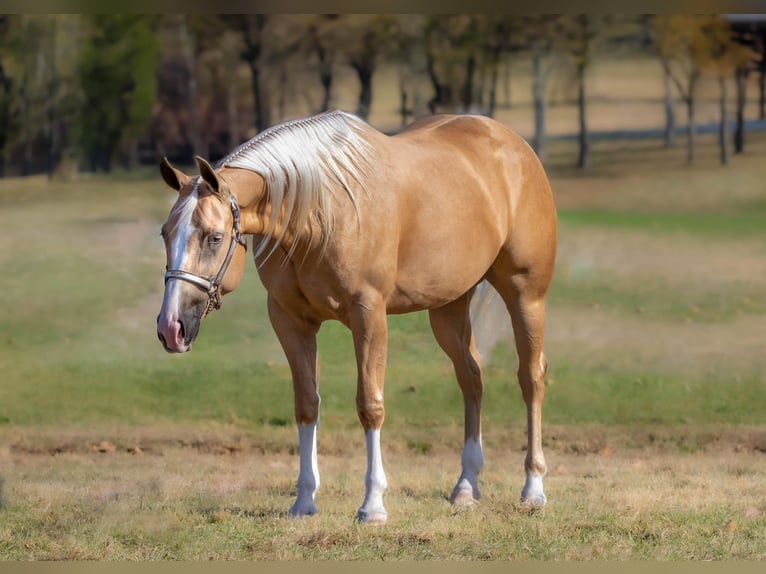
left=209, top=233, right=224, bottom=246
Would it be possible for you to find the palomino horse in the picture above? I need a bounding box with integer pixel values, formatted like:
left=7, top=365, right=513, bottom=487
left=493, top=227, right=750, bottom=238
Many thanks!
left=156, top=110, right=557, bottom=524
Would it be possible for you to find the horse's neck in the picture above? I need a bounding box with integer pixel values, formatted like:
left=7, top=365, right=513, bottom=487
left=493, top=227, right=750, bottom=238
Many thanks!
left=221, top=166, right=314, bottom=255
left=221, top=167, right=270, bottom=234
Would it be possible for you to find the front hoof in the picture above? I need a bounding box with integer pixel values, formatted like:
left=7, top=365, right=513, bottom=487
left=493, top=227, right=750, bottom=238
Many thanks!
left=519, top=491, right=547, bottom=508
left=521, top=473, right=546, bottom=507
left=450, top=487, right=478, bottom=507
left=357, top=507, right=388, bottom=525
left=289, top=501, right=319, bottom=517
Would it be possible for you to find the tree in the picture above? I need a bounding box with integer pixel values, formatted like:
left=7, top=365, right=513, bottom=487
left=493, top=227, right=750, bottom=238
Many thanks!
left=77, top=15, right=160, bottom=171
left=0, top=15, right=82, bottom=177
left=521, top=15, right=565, bottom=164
left=651, top=15, right=730, bottom=165
left=177, top=15, right=202, bottom=159
left=564, top=15, right=598, bottom=169
left=343, top=15, right=398, bottom=121
left=222, top=15, right=271, bottom=134
left=728, top=17, right=764, bottom=154
left=305, top=14, right=342, bottom=112
left=387, top=15, right=425, bottom=126
left=0, top=15, right=19, bottom=177
left=706, top=26, right=755, bottom=165
left=424, top=15, right=490, bottom=115
left=477, top=16, right=521, bottom=118
left=562, top=15, right=644, bottom=168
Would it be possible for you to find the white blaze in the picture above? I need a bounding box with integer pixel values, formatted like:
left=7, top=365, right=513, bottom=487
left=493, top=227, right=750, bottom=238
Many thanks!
left=161, top=189, right=199, bottom=317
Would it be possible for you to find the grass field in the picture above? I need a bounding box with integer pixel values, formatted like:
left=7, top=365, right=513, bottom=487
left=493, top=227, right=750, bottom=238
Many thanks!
left=1, top=120, right=766, bottom=558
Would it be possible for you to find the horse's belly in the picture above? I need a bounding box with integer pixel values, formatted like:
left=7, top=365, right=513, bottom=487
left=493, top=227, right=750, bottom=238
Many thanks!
left=387, top=245, right=498, bottom=313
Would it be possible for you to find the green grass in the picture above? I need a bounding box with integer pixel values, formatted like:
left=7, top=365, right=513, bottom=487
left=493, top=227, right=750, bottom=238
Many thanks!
left=548, top=271, right=766, bottom=323
left=558, top=209, right=766, bottom=240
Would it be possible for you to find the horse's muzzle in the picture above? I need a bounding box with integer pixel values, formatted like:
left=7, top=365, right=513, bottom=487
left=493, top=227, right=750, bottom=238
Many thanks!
left=157, top=314, right=192, bottom=353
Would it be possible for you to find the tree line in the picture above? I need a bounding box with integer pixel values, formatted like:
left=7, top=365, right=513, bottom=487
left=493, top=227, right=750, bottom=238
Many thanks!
left=0, top=14, right=764, bottom=178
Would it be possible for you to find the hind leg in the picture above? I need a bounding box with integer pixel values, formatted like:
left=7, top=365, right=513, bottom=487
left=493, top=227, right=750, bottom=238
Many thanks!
left=489, top=273, right=550, bottom=507
left=429, top=292, right=484, bottom=506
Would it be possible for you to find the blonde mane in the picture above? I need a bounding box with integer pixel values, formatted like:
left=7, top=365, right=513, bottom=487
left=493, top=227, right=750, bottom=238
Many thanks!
left=218, top=110, right=374, bottom=261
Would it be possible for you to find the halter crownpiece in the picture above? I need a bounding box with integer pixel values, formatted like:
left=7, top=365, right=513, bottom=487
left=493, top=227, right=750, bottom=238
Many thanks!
left=164, top=193, right=247, bottom=317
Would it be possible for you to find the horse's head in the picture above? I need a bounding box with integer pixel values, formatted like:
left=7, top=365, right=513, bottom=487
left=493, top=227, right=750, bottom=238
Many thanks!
left=156, top=156, right=247, bottom=353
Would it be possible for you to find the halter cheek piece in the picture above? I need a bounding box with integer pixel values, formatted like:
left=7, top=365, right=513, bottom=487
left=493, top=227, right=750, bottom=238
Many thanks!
left=164, top=194, right=247, bottom=317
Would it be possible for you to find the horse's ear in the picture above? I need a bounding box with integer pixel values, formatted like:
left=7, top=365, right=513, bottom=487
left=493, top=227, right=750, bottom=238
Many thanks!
left=159, top=157, right=190, bottom=192
left=195, top=156, right=221, bottom=195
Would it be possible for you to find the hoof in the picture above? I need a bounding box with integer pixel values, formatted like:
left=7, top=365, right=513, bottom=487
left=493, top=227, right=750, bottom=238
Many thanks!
left=519, top=492, right=547, bottom=508
left=521, top=473, right=546, bottom=507
left=289, top=501, right=318, bottom=517
left=450, top=488, right=478, bottom=507
left=357, top=508, right=388, bottom=525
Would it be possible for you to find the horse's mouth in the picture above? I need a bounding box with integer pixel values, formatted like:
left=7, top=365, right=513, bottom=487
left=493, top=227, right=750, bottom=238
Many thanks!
left=158, top=331, right=192, bottom=354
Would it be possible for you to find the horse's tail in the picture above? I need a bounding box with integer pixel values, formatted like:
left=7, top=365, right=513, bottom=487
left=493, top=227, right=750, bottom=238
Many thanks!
left=469, top=280, right=514, bottom=366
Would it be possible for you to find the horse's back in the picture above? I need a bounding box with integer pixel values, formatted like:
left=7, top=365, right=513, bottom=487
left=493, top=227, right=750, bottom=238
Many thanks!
left=390, top=113, right=553, bottom=231
left=357, top=114, right=556, bottom=312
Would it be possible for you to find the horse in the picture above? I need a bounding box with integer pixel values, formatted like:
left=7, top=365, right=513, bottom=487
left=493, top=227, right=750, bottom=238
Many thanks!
left=156, top=110, right=557, bottom=524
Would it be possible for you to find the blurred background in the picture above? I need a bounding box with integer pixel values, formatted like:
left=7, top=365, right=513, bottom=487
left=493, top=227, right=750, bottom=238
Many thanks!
left=1, top=13, right=765, bottom=176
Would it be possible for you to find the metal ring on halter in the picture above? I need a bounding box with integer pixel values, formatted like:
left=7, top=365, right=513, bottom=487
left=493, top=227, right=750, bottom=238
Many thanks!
left=164, top=193, right=247, bottom=316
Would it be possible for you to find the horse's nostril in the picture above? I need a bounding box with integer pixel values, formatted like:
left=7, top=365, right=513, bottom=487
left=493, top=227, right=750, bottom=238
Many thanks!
left=178, top=319, right=186, bottom=341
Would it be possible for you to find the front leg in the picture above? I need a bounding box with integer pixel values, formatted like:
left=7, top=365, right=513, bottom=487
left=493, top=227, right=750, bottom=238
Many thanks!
left=350, top=294, right=389, bottom=525
left=267, top=296, right=321, bottom=517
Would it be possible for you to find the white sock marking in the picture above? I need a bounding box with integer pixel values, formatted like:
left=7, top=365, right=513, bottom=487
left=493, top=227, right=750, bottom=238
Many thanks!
left=358, top=428, right=388, bottom=522
left=521, top=471, right=547, bottom=506
left=290, top=422, right=320, bottom=516
left=452, top=435, right=484, bottom=502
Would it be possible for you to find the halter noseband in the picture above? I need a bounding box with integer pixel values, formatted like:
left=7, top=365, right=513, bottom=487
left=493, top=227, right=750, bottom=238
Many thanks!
left=164, top=193, right=247, bottom=317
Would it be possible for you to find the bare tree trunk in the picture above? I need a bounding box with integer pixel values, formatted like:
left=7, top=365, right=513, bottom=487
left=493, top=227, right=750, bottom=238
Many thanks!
left=178, top=15, right=202, bottom=159
left=21, top=73, right=31, bottom=176
left=486, top=49, right=501, bottom=118
left=352, top=64, right=373, bottom=121
left=319, top=52, right=333, bottom=112
left=532, top=50, right=547, bottom=163
left=398, top=70, right=411, bottom=127
left=46, top=19, right=59, bottom=179
left=221, top=31, right=240, bottom=149
left=313, top=33, right=333, bottom=112
left=461, top=54, right=476, bottom=112
left=426, top=47, right=449, bottom=113
left=686, top=95, right=696, bottom=165
left=663, top=65, right=676, bottom=148
left=577, top=62, right=589, bottom=169
left=277, top=59, right=287, bottom=122
left=734, top=66, right=747, bottom=154
left=719, top=75, right=729, bottom=166
left=760, top=56, right=766, bottom=120
left=241, top=15, right=270, bottom=133
left=502, top=53, right=512, bottom=108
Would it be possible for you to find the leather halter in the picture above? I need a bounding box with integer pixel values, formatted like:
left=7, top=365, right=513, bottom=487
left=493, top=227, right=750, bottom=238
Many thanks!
left=164, top=193, right=247, bottom=317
